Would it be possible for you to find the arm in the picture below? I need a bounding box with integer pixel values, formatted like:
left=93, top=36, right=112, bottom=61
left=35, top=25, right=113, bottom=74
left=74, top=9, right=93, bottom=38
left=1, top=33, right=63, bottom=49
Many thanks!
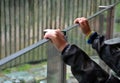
left=74, top=17, right=120, bottom=77
left=44, top=29, right=120, bottom=83
left=62, top=44, right=120, bottom=83
left=91, top=34, right=120, bottom=77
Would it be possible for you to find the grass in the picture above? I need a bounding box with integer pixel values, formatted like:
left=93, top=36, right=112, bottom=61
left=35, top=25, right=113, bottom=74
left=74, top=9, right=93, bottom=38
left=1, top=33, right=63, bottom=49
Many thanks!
left=1, top=61, right=47, bottom=74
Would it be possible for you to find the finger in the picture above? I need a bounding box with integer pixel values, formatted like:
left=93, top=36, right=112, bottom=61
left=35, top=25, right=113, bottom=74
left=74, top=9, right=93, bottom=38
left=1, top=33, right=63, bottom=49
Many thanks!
left=44, top=30, right=55, bottom=39
left=74, top=18, right=81, bottom=24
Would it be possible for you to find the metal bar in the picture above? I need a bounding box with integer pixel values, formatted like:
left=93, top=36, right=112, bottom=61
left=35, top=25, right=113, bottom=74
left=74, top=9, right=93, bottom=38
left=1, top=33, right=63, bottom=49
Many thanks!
left=98, top=6, right=104, bottom=34
left=0, top=0, right=120, bottom=67
left=106, top=7, right=115, bottom=39
left=64, top=1, right=120, bottom=32
left=88, top=1, right=120, bottom=20
left=0, top=39, right=49, bottom=66
left=47, top=42, right=66, bottom=83
left=47, top=31, right=66, bottom=83
left=98, top=6, right=110, bottom=73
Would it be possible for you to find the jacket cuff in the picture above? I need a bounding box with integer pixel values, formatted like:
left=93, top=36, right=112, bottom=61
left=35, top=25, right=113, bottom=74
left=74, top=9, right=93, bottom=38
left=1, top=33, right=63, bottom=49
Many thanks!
left=86, top=31, right=98, bottom=44
left=61, top=44, right=71, bottom=55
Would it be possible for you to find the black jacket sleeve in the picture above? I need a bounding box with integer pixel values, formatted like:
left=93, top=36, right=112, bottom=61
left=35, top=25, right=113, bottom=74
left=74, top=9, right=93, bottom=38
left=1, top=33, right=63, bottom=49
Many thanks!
left=61, top=44, right=120, bottom=83
left=91, top=34, right=120, bottom=77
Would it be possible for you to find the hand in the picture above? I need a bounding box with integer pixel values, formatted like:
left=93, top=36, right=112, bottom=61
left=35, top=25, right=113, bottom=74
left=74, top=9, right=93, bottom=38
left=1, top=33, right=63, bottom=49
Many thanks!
left=44, top=29, right=68, bottom=52
left=74, top=17, right=91, bottom=36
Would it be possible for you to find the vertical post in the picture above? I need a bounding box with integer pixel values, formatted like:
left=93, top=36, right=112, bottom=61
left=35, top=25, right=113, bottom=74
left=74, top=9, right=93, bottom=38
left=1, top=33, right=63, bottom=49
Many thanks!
left=106, top=6, right=115, bottom=39
left=98, top=5, right=115, bottom=73
left=47, top=43, right=66, bottom=83
left=99, top=5, right=115, bottom=39
left=98, top=6, right=109, bottom=73
left=47, top=32, right=66, bottom=83
left=98, top=6, right=104, bottom=34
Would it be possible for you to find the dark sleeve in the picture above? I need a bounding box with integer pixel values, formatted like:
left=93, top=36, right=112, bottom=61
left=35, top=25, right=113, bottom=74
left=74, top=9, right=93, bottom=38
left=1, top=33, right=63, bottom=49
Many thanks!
left=61, top=44, right=120, bottom=83
left=91, top=34, right=120, bottom=76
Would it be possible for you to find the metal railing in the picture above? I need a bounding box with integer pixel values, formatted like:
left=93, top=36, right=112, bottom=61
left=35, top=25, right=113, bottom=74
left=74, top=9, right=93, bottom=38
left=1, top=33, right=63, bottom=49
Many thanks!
left=0, top=0, right=119, bottom=65
left=1, top=1, right=120, bottom=67
left=0, top=0, right=120, bottom=83
left=0, top=1, right=120, bottom=82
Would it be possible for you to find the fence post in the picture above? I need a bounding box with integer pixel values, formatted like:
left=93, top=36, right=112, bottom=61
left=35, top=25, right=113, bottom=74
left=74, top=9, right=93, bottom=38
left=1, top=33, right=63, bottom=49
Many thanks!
left=106, top=6, right=115, bottom=39
left=98, top=6, right=105, bottom=34
left=98, top=5, right=115, bottom=73
left=47, top=41, right=66, bottom=82
left=99, top=5, right=115, bottom=38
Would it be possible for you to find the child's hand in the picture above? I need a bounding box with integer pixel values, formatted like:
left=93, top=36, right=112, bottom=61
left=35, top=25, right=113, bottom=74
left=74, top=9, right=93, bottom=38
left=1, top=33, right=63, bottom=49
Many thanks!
left=74, top=17, right=92, bottom=36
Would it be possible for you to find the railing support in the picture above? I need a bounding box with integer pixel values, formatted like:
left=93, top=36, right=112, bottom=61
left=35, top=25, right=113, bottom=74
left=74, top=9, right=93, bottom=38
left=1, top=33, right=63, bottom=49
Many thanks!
left=106, top=6, right=115, bottom=39
left=47, top=31, right=67, bottom=83
left=47, top=42, right=66, bottom=83
left=98, top=5, right=115, bottom=73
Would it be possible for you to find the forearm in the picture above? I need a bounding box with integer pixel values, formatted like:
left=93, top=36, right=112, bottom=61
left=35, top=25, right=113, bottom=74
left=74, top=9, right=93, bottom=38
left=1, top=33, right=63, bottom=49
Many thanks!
left=88, top=32, right=120, bottom=76
left=61, top=44, right=114, bottom=83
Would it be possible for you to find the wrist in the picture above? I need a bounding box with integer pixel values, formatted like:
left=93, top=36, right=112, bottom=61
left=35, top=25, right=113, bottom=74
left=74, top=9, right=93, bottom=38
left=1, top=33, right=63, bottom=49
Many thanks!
left=86, top=31, right=98, bottom=44
left=59, top=43, right=69, bottom=52
left=86, top=31, right=94, bottom=39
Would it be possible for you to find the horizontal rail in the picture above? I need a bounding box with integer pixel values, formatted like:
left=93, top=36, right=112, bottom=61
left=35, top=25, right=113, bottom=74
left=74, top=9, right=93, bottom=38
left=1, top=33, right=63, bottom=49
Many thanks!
left=64, top=1, right=120, bottom=32
left=0, top=39, right=49, bottom=66
left=87, top=2, right=118, bottom=20
left=0, top=1, right=120, bottom=67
